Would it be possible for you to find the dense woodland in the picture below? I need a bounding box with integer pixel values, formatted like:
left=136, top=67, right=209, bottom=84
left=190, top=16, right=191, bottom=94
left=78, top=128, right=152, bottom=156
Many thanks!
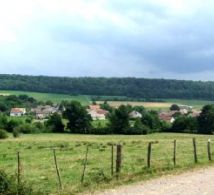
left=1, top=74, right=214, bottom=100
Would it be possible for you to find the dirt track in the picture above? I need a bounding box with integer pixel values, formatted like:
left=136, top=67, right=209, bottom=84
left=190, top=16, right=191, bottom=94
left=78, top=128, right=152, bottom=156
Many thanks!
left=94, top=166, right=214, bottom=195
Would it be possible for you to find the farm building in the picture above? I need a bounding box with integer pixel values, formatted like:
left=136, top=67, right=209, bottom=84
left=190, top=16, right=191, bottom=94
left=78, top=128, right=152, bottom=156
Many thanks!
left=10, top=108, right=26, bottom=117
left=31, top=105, right=59, bottom=119
left=159, top=112, right=175, bottom=123
left=87, top=105, right=109, bottom=120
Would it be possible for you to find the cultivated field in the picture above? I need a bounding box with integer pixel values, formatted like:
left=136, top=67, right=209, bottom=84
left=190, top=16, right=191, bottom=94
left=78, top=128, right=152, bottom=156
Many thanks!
left=1, top=133, right=214, bottom=194
left=97, top=99, right=214, bottom=110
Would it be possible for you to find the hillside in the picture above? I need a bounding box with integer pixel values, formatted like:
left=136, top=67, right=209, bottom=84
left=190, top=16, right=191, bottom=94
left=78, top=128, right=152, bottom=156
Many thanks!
left=0, top=74, right=214, bottom=100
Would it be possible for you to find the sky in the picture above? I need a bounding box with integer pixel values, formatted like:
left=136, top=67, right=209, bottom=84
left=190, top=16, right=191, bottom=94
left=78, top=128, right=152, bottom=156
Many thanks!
left=0, top=0, right=214, bottom=80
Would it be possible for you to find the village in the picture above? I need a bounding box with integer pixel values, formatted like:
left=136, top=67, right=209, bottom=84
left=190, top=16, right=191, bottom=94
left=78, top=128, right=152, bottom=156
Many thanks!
left=9, top=102, right=201, bottom=124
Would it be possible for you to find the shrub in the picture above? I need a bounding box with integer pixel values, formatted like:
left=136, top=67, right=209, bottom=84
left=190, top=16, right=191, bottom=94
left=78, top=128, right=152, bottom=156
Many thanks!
left=15, top=124, right=41, bottom=134
left=13, top=129, right=20, bottom=138
left=6, top=119, right=22, bottom=132
left=0, top=170, right=10, bottom=193
left=0, top=170, right=34, bottom=195
left=88, top=127, right=113, bottom=135
left=0, top=129, right=8, bottom=139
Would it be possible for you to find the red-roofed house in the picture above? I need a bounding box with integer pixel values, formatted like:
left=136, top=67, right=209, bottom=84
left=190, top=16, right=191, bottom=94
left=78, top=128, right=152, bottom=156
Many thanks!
left=10, top=108, right=26, bottom=117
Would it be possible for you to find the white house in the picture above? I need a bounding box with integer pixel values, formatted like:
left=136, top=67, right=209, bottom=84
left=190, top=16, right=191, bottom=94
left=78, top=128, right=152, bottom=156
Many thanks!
left=87, top=107, right=109, bottom=120
left=10, top=108, right=26, bottom=117
left=129, top=111, right=142, bottom=119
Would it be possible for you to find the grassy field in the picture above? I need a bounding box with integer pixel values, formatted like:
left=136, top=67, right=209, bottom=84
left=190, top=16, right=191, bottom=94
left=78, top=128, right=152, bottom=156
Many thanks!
left=0, top=90, right=90, bottom=105
left=0, top=133, right=214, bottom=194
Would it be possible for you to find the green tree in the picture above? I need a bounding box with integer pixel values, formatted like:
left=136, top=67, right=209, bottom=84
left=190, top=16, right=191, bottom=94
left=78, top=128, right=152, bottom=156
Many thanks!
left=63, top=101, right=91, bottom=133
left=109, top=105, right=130, bottom=134
left=170, top=104, right=180, bottom=111
left=198, top=105, right=214, bottom=134
left=46, top=113, right=64, bottom=133
left=100, top=101, right=113, bottom=113
left=141, top=111, right=161, bottom=131
left=171, top=116, right=198, bottom=133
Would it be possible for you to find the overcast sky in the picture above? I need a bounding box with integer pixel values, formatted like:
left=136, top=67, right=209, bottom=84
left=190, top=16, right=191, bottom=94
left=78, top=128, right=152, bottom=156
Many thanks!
left=0, top=0, right=214, bottom=80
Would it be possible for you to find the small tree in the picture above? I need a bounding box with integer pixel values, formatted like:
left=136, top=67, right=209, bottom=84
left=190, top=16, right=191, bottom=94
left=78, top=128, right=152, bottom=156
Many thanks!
left=198, top=105, right=214, bottom=134
left=63, top=101, right=91, bottom=133
left=109, top=105, right=130, bottom=134
left=170, top=104, right=180, bottom=111
left=46, top=113, right=64, bottom=133
left=0, top=129, right=8, bottom=139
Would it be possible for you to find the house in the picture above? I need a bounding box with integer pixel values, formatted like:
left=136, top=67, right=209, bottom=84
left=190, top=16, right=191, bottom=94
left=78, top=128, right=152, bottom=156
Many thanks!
left=159, top=112, right=175, bottom=123
left=87, top=105, right=109, bottom=120
left=10, top=108, right=26, bottom=117
left=129, top=111, right=142, bottom=119
left=189, top=110, right=201, bottom=117
left=31, top=105, right=59, bottom=119
left=179, top=105, right=193, bottom=111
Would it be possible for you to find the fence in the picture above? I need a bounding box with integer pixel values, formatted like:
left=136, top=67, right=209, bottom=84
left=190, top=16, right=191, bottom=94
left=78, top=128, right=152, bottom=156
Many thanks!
left=0, top=138, right=213, bottom=194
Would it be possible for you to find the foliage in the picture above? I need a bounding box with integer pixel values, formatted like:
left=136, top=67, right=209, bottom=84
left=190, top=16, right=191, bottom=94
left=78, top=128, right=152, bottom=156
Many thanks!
left=141, top=111, right=161, bottom=131
left=45, top=113, right=64, bottom=133
left=63, top=101, right=92, bottom=133
left=12, top=129, right=20, bottom=138
left=198, top=105, right=214, bottom=134
left=2, top=75, right=214, bottom=101
left=6, top=119, right=23, bottom=132
left=15, top=124, right=41, bottom=134
left=0, top=129, right=8, bottom=139
left=125, top=119, right=151, bottom=135
left=171, top=116, right=198, bottom=133
left=0, top=94, right=37, bottom=113
left=170, top=104, right=180, bottom=111
left=100, top=101, right=113, bottom=113
left=109, top=105, right=130, bottom=134
left=0, top=114, right=8, bottom=129
left=0, top=170, right=34, bottom=195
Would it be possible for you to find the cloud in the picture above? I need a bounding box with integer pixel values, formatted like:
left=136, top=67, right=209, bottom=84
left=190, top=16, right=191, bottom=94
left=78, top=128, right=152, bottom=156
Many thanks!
left=0, top=0, right=214, bottom=80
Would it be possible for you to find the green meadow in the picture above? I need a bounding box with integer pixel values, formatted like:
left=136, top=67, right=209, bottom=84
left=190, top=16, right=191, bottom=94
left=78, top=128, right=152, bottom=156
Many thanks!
left=1, top=133, right=213, bottom=194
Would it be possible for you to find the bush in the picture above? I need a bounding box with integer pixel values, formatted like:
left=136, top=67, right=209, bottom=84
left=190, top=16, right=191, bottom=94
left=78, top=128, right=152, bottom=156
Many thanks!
left=124, top=119, right=151, bottom=135
left=0, top=170, right=34, bottom=195
left=88, top=127, right=113, bottom=135
left=0, top=129, right=8, bottom=139
left=13, top=129, right=20, bottom=138
left=6, top=119, right=22, bottom=132
left=15, top=124, right=41, bottom=134
left=0, top=170, right=10, bottom=193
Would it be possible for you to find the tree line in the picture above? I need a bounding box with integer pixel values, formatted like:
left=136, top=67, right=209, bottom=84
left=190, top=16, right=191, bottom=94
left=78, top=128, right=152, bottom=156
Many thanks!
left=1, top=74, right=214, bottom=100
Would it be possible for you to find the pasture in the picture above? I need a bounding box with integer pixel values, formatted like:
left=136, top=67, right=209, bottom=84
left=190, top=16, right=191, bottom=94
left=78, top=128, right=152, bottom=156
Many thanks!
left=0, top=133, right=214, bottom=194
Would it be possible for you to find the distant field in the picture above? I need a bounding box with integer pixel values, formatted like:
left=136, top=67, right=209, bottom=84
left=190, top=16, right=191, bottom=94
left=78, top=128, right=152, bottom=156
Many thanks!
left=96, top=101, right=171, bottom=109
left=1, top=133, right=213, bottom=194
left=0, top=90, right=214, bottom=109
left=0, top=90, right=90, bottom=105
left=97, top=99, right=214, bottom=110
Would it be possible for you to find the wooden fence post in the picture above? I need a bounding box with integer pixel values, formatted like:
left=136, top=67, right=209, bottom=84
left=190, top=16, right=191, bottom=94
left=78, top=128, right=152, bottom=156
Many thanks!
left=111, top=145, right=114, bottom=176
left=116, top=144, right=122, bottom=180
left=17, top=152, right=21, bottom=188
left=193, top=138, right=198, bottom=163
left=53, top=149, right=62, bottom=190
left=173, top=140, right=176, bottom=166
left=207, top=139, right=212, bottom=161
left=81, top=146, right=89, bottom=184
left=147, top=142, right=152, bottom=168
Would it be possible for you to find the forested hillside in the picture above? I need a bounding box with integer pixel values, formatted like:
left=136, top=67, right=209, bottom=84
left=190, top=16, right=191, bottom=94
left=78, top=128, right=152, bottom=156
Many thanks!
left=0, top=74, right=214, bottom=100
